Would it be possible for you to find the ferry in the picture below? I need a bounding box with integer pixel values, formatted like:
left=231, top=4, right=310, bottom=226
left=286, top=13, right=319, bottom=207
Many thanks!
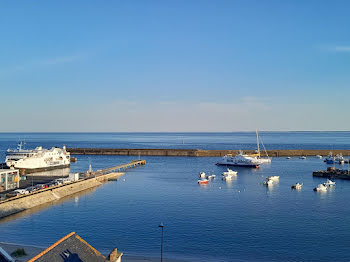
left=6, top=142, right=70, bottom=174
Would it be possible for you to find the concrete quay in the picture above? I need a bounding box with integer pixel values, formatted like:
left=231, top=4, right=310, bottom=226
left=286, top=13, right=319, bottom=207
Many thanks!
left=0, top=160, right=146, bottom=219
left=67, top=148, right=350, bottom=157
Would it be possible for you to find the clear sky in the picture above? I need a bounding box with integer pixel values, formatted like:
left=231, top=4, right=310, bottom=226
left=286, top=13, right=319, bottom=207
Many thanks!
left=1, top=0, right=350, bottom=132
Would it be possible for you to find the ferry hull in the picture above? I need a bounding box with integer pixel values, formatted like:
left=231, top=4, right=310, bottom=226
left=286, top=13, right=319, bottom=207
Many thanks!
left=18, top=164, right=70, bottom=175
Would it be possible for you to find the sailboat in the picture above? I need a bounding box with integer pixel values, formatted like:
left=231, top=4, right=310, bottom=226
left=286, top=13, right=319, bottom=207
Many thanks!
left=248, top=130, right=272, bottom=164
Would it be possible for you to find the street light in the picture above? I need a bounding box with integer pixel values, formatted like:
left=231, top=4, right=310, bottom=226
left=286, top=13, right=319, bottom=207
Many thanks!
left=158, top=222, right=164, bottom=262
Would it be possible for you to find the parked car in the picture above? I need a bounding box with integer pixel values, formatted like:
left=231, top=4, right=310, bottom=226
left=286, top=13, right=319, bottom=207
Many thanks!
left=14, top=189, right=29, bottom=195
left=25, top=186, right=37, bottom=193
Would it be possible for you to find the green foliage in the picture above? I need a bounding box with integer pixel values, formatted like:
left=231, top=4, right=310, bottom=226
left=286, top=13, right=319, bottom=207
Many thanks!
left=11, top=248, right=27, bottom=257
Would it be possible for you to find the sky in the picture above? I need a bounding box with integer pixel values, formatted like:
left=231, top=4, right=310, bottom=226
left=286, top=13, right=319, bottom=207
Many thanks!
left=1, top=0, right=350, bottom=132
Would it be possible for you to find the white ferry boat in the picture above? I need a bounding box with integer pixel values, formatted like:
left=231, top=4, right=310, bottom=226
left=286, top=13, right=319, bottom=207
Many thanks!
left=216, top=151, right=262, bottom=168
left=6, top=142, right=70, bottom=174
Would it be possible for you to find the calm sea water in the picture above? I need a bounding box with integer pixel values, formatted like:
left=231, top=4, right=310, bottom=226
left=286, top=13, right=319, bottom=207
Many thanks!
left=1, top=133, right=350, bottom=261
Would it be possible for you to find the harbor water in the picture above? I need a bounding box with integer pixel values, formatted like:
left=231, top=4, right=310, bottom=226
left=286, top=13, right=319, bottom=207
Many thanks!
left=1, top=132, right=350, bottom=261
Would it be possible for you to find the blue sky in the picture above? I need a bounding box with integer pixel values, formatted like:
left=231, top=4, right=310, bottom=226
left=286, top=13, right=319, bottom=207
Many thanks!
left=1, top=0, right=350, bottom=131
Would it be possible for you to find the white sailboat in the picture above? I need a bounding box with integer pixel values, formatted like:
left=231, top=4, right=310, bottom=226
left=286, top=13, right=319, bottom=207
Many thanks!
left=249, top=130, right=271, bottom=164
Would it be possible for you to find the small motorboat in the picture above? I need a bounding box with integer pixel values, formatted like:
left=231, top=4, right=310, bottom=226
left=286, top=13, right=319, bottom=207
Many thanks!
left=198, top=179, right=209, bottom=185
left=207, top=174, right=216, bottom=179
left=198, top=172, right=206, bottom=178
left=299, top=156, right=306, bottom=160
left=286, top=157, right=291, bottom=159
left=263, top=179, right=273, bottom=186
left=291, top=183, right=303, bottom=190
left=314, top=184, right=327, bottom=192
left=222, top=168, right=238, bottom=176
left=323, top=179, right=336, bottom=187
left=266, top=176, right=279, bottom=181
left=316, top=155, right=322, bottom=159
left=222, top=175, right=234, bottom=181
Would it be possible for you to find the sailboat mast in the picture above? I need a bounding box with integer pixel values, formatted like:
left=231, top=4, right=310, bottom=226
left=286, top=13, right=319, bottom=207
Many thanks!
left=256, top=129, right=260, bottom=157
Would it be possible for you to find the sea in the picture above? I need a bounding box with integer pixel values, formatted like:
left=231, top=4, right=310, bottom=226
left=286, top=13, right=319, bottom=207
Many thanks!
left=1, top=132, right=350, bottom=262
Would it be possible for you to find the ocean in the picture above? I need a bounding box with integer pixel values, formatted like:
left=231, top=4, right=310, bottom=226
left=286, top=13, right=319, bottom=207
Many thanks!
left=1, top=132, right=350, bottom=261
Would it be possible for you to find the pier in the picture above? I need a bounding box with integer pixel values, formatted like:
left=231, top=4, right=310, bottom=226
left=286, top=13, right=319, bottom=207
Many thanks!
left=0, top=160, right=146, bottom=219
left=67, top=148, right=350, bottom=157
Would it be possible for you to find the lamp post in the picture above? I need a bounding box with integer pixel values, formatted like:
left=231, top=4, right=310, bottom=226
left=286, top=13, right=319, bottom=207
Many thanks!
left=158, top=223, right=164, bottom=262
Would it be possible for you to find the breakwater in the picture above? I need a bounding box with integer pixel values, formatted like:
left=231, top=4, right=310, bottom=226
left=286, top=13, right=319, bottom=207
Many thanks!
left=0, top=160, right=146, bottom=219
left=67, top=148, right=350, bottom=157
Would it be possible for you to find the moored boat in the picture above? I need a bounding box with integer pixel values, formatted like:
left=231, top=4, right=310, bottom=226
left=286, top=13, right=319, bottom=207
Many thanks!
left=323, top=179, right=336, bottom=187
left=198, top=179, right=209, bottom=185
left=6, top=143, right=70, bottom=174
left=266, top=176, right=279, bottom=181
left=216, top=151, right=262, bottom=168
left=313, top=184, right=327, bottom=192
left=291, top=183, right=303, bottom=190
left=263, top=179, right=273, bottom=186
left=198, top=172, right=206, bottom=178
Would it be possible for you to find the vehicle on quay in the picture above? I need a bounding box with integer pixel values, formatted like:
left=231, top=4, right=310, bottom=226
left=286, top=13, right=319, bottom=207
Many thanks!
left=291, top=183, right=303, bottom=190
left=13, top=189, right=29, bottom=195
left=216, top=151, right=262, bottom=168
left=54, top=178, right=72, bottom=184
left=5, top=142, right=71, bottom=174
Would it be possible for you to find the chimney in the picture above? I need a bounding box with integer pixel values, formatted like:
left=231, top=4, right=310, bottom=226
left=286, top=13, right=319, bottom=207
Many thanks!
left=107, top=248, right=118, bottom=262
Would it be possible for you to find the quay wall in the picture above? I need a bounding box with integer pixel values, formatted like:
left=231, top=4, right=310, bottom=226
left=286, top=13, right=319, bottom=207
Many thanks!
left=0, top=172, right=123, bottom=219
left=67, top=148, right=350, bottom=157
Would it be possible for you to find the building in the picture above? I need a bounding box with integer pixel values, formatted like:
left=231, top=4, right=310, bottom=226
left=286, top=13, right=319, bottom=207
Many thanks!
left=0, top=169, right=19, bottom=192
left=28, top=232, right=122, bottom=262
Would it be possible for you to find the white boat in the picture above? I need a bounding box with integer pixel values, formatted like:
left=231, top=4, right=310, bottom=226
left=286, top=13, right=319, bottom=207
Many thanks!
left=316, top=155, right=322, bottom=159
left=299, top=156, right=306, bottom=159
left=207, top=174, right=216, bottom=179
left=286, top=157, right=291, bottom=159
left=249, top=130, right=272, bottom=164
left=263, top=179, right=273, bottom=186
left=198, top=172, right=206, bottom=178
left=314, top=184, right=327, bottom=192
left=222, top=169, right=238, bottom=176
left=222, top=169, right=237, bottom=181
left=291, top=183, right=303, bottom=190
left=6, top=143, right=70, bottom=174
left=216, top=151, right=262, bottom=168
left=323, top=179, right=336, bottom=187
left=266, top=176, right=279, bottom=181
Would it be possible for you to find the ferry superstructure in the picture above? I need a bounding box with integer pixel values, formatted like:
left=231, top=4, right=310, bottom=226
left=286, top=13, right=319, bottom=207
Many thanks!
left=6, top=143, right=70, bottom=174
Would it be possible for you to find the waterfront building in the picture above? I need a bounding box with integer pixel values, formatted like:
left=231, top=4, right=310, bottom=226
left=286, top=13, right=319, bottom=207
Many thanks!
left=0, top=169, right=19, bottom=192
left=28, top=232, right=123, bottom=262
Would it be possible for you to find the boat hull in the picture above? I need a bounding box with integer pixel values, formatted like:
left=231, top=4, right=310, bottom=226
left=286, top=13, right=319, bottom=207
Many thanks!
left=216, top=162, right=260, bottom=168
left=18, top=164, right=71, bottom=175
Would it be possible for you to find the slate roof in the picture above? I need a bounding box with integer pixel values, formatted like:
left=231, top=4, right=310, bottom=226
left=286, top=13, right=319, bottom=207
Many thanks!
left=28, top=232, right=107, bottom=262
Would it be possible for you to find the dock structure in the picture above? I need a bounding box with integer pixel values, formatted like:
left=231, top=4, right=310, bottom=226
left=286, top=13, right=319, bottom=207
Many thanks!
left=96, top=160, right=146, bottom=175
left=68, top=148, right=350, bottom=157
left=0, top=160, right=146, bottom=219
